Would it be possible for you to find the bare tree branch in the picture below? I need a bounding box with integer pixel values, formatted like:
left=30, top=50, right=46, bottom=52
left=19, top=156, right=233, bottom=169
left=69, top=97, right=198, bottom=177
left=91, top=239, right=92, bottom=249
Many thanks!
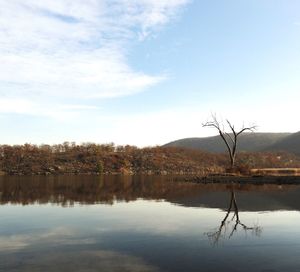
left=225, top=132, right=235, bottom=146
left=236, top=125, right=257, bottom=136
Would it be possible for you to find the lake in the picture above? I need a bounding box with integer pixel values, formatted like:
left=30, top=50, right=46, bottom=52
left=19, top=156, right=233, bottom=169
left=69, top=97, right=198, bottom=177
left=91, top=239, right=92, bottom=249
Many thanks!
left=1, top=175, right=300, bottom=272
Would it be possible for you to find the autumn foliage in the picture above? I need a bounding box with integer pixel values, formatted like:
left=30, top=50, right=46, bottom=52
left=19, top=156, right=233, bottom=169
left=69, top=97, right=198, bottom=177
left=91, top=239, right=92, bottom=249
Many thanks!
left=0, top=142, right=300, bottom=175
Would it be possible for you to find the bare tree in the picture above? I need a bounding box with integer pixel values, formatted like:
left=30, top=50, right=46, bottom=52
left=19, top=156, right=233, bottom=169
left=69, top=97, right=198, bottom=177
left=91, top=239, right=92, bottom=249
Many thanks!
left=202, top=114, right=256, bottom=169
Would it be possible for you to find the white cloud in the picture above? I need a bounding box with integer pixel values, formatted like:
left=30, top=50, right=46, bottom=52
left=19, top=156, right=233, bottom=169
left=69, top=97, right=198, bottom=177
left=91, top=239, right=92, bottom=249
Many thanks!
left=0, top=0, right=189, bottom=111
left=0, top=97, right=100, bottom=122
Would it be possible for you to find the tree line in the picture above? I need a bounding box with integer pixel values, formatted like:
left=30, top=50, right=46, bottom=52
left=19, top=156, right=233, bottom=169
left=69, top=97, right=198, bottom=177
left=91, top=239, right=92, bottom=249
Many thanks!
left=0, top=142, right=300, bottom=175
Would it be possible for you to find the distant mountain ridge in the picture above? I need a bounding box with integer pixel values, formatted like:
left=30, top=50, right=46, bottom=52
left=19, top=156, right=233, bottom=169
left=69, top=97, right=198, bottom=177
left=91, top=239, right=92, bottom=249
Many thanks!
left=164, top=132, right=300, bottom=155
left=266, top=132, right=300, bottom=154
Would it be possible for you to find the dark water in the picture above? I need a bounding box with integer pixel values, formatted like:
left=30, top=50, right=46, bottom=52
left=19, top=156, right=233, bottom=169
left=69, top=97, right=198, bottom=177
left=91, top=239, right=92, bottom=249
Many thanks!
left=1, top=176, right=300, bottom=272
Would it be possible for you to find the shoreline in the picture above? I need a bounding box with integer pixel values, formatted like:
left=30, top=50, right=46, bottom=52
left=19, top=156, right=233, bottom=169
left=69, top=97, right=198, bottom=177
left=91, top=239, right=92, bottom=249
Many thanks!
left=175, top=175, right=300, bottom=185
left=1, top=172, right=300, bottom=185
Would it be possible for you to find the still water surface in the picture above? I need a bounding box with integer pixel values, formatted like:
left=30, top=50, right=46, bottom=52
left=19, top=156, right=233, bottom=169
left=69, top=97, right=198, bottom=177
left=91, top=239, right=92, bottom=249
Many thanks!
left=1, top=175, right=300, bottom=272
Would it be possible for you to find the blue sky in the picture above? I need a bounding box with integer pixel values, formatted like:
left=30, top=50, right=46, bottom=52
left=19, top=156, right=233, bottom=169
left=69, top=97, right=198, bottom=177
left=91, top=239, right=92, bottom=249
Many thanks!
left=0, top=0, right=299, bottom=146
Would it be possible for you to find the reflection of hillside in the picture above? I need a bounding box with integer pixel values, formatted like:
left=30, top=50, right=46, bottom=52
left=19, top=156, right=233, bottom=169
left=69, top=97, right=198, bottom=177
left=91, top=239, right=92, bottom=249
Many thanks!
left=0, top=176, right=300, bottom=211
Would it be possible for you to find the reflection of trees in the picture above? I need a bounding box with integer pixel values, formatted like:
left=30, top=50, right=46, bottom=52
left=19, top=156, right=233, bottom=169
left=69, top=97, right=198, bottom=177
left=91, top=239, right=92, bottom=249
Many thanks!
left=0, top=176, right=297, bottom=208
left=0, top=175, right=212, bottom=206
left=206, top=190, right=262, bottom=245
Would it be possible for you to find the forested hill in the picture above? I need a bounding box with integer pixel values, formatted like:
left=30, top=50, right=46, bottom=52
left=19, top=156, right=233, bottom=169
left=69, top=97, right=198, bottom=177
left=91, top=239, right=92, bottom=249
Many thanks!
left=164, top=132, right=300, bottom=154
left=1, top=143, right=300, bottom=175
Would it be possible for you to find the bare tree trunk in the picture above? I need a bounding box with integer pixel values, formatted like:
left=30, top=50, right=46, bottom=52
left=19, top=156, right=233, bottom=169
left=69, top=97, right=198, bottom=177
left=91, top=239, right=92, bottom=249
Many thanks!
left=230, top=154, right=235, bottom=169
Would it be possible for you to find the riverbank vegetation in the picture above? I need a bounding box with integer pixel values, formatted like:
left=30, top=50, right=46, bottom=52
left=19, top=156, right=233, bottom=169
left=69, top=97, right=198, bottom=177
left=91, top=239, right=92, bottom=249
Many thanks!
left=1, top=142, right=300, bottom=175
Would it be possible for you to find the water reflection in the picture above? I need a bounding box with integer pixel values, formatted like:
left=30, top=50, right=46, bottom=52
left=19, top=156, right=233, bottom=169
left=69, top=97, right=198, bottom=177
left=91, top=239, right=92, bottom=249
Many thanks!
left=206, top=189, right=262, bottom=245
left=1, top=175, right=300, bottom=211
left=1, top=176, right=300, bottom=271
left=0, top=175, right=199, bottom=205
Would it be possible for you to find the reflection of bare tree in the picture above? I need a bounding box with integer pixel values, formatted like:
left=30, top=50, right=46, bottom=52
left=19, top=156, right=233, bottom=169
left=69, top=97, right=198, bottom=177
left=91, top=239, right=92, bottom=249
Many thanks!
left=206, top=190, right=262, bottom=245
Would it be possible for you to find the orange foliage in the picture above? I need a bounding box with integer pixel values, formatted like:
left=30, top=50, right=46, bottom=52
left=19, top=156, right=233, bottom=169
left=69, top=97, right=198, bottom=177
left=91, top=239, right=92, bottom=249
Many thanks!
left=0, top=143, right=299, bottom=175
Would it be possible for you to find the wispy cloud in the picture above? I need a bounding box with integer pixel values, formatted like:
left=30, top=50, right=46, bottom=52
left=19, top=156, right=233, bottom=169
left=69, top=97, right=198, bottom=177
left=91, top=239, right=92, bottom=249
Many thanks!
left=0, top=97, right=100, bottom=122
left=0, top=0, right=189, bottom=115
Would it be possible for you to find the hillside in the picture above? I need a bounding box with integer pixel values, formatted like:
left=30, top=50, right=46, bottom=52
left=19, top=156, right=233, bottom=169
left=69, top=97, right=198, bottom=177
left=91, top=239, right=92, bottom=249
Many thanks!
left=1, top=143, right=300, bottom=176
left=266, top=132, right=300, bottom=155
left=164, top=132, right=297, bottom=153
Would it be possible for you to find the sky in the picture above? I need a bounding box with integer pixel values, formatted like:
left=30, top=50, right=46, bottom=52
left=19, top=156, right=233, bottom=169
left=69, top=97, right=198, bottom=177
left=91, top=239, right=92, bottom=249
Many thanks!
left=0, top=0, right=299, bottom=146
